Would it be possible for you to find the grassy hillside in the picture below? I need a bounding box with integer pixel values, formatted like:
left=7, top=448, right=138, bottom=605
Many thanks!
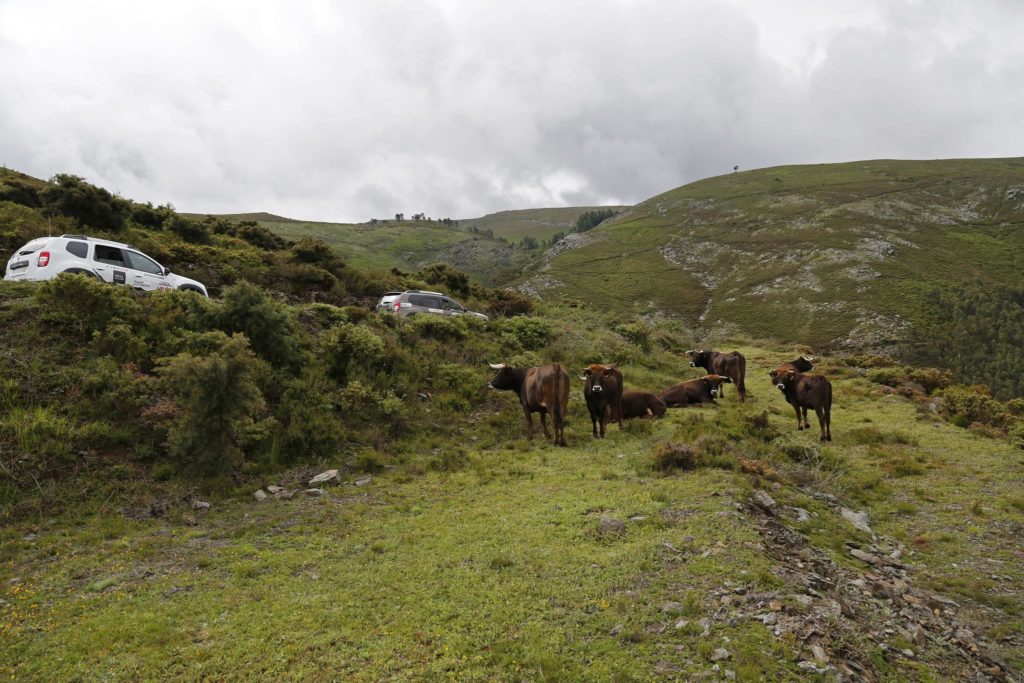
left=237, top=217, right=534, bottom=287
left=460, top=206, right=628, bottom=243
left=530, top=158, right=1024, bottom=349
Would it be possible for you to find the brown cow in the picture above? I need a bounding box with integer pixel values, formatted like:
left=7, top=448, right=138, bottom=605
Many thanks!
left=619, top=390, right=667, bottom=419
left=582, top=364, right=624, bottom=438
left=774, top=369, right=832, bottom=441
left=769, top=356, right=815, bottom=414
left=488, top=362, right=570, bottom=446
left=686, top=349, right=747, bottom=400
left=659, top=374, right=732, bottom=407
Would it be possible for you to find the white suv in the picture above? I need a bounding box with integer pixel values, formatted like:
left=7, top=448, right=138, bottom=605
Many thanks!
left=3, top=234, right=208, bottom=295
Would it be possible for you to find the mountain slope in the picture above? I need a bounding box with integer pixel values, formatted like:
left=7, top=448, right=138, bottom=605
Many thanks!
left=458, top=206, right=627, bottom=243
left=529, top=158, right=1024, bottom=348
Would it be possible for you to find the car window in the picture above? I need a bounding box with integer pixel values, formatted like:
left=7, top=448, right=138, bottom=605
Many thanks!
left=441, top=298, right=463, bottom=311
left=409, top=294, right=441, bottom=307
left=93, top=245, right=126, bottom=266
left=125, top=250, right=163, bottom=275
left=65, top=241, right=88, bottom=258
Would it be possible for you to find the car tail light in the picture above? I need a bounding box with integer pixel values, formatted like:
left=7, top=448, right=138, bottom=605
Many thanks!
left=37, top=251, right=50, bottom=267
left=393, top=301, right=401, bottom=312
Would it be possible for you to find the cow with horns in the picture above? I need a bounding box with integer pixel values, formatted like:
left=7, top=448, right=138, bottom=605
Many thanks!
left=773, top=368, right=832, bottom=441
left=685, top=349, right=747, bottom=401
left=581, top=363, right=623, bottom=438
left=487, top=362, right=570, bottom=446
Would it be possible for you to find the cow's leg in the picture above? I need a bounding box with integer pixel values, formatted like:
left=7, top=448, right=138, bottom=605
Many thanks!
left=522, top=405, right=534, bottom=440
left=792, top=403, right=804, bottom=430
left=801, top=406, right=811, bottom=429
left=824, top=406, right=832, bottom=441
left=588, top=405, right=599, bottom=438
left=815, top=406, right=828, bottom=441
left=539, top=410, right=552, bottom=439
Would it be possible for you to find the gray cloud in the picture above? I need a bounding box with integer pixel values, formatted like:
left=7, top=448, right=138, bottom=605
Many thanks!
left=1, top=0, right=1021, bottom=221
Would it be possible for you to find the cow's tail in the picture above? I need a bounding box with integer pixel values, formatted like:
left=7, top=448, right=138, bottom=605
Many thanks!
left=735, top=352, right=747, bottom=400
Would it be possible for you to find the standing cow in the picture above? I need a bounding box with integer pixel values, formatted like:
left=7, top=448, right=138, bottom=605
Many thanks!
left=773, top=369, right=832, bottom=441
left=581, top=364, right=623, bottom=438
left=686, top=349, right=747, bottom=401
left=659, top=375, right=732, bottom=407
left=619, top=390, right=667, bottom=419
left=769, top=356, right=815, bottom=414
left=488, top=362, right=570, bottom=446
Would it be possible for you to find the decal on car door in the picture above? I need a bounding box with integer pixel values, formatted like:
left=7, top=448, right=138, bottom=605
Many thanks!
left=112, top=270, right=126, bottom=285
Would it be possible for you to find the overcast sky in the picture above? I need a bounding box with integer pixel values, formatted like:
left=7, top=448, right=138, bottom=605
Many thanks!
left=1, top=1, right=1022, bottom=222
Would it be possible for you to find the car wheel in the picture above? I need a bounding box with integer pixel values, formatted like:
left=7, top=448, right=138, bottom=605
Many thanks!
left=61, top=268, right=98, bottom=279
left=178, top=285, right=204, bottom=295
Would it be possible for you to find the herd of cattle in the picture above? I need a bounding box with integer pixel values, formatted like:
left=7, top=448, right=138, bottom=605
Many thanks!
left=486, top=349, right=833, bottom=447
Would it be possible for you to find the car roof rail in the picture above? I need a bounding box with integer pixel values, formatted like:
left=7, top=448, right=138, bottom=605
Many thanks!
left=60, top=234, right=89, bottom=240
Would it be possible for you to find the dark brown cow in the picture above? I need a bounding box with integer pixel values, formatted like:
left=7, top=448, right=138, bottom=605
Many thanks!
left=581, top=364, right=623, bottom=438
left=488, top=362, right=570, bottom=446
left=774, top=369, right=832, bottom=441
left=686, top=349, right=747, bottom=401
left=659, top=374, right=732, bottom=407
left=619, top=390, right=667, bottom=419
left=769, top=356, right=815, bottom=414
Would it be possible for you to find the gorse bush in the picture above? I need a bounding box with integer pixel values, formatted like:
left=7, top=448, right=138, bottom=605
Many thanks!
left=36, top=273, right=142, bottom=339
left=156, top=332, right=270, bottom=474
left=495, top=316, right=550, bottom=351
left=212, top=281, right=303, bottom=369
left=321, top=322, right=388, bottom=384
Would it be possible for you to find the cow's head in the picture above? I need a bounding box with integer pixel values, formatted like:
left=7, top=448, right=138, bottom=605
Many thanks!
left=686, top=349, right=710, bottom=368
left=487, top=363, right=516, bottom=390
left=774, top=369, right=797, bottom=391
left=705, top=373, right=732, bottom=397
left=582, top=363, right=617, bottom=395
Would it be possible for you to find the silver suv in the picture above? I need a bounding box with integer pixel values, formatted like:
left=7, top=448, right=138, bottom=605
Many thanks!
left=387, top=290, right=488, bottom=321
left=4, top=234, right=208, bottom=295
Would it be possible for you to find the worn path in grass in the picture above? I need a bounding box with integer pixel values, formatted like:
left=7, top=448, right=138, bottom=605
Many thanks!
left=3, top=353, right=1023, bottom=681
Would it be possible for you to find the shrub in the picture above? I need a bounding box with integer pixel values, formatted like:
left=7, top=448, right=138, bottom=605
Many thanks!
left=42, top=174, right=130, bottom=232
left=35, top=273, right=142, bottom=339
left=650, top=441, right=700, bottom=472
left=417, top=263, right=470, bottom=297
left=485, top=289, right=535, bottom=317
left=321, top=322, right=387, bottom=384
left=495, top=316, right=550, bottom=351
left=291, top=238, right=344, bottom=272
left=613, top=320, right=651, bottom=351
left=235, top=221, right=287, bottom=250
left=866, top=367, right=905, bottom=387
left=406, top=314, right=468, bottom=341
left=211, top=281, right=303, bottom=369
left=164, top=215, right=211, bottom=244
left=271, top=368, right=346, bottom=464
left=155, top=332, right=269, bottom=474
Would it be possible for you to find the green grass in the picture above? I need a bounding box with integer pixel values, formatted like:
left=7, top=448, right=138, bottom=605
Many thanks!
left=3, top=344, right=1023, bottom=680
left=459, top=207, right=627, bottom=243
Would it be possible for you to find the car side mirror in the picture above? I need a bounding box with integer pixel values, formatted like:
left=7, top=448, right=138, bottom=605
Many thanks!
left=163, top=266, right=171, bottom=276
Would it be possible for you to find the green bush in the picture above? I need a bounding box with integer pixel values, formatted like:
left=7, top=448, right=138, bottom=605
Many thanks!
left=42, top=174, right=130, bottom=232
left=155, top=332, right=269, bottom=474
left=485, top=289, right=534, bottom=317
left=613, top=320, right=651, bottom=351
left=406, top=314, right=468, bottom=341
left=321, top=322, right=387, bottom=384
left=35, top=273, right=142, bottom=339
left=495, top=316, right=550, bottom=351
left=271, top=368, right=346, bottom=465
left=211, top=281, right=303, bottom=369
left=866, top=367, right=905, bottom=387
left=650, top=441, right=700, bottom=472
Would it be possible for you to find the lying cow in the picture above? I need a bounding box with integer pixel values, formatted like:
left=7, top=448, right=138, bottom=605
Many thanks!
left=582, top=364, right=623, bottom=438
left=773, top=369, right=832, bottom=441
left=686, top=349, right=747, bottom=401
left=488, top=362, right=570, bottom=446
left=659, top=375, right=732, bottom=407
left=619, top=390, right=667, bottom=419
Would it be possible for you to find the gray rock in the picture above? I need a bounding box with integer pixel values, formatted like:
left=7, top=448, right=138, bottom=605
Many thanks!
left=308, top=469, right=340, bottom=487
left=761, top=613, right=778, bottom=626
left=850, top=548, right=879, bottom=565
left=192, top=500, right=211, bottom=510
left=266, top=485, right=283, bottom=494
left=275, top=489, right=296, bottom=500
left=610, top=623, right=623, bottom=636
left=811, top=644, right=829, bottom=663
left=662, top=601, right=683, bottom=615
left=598, top=515, right=626, bottom=535
left=750, top=490, right=777, bottom=513
left=709, top=648, right=731, bottom=662
left=674, top=619, right=690, bottom=630
left=841, top=507, right=873, bottom=535
left=788, top=507, right=812, bottom=523
left=304, top=488, right=324, bottom=496
left=354, top=475, right=373, bottom=487
left=253, top=489, right=268, bottom=502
